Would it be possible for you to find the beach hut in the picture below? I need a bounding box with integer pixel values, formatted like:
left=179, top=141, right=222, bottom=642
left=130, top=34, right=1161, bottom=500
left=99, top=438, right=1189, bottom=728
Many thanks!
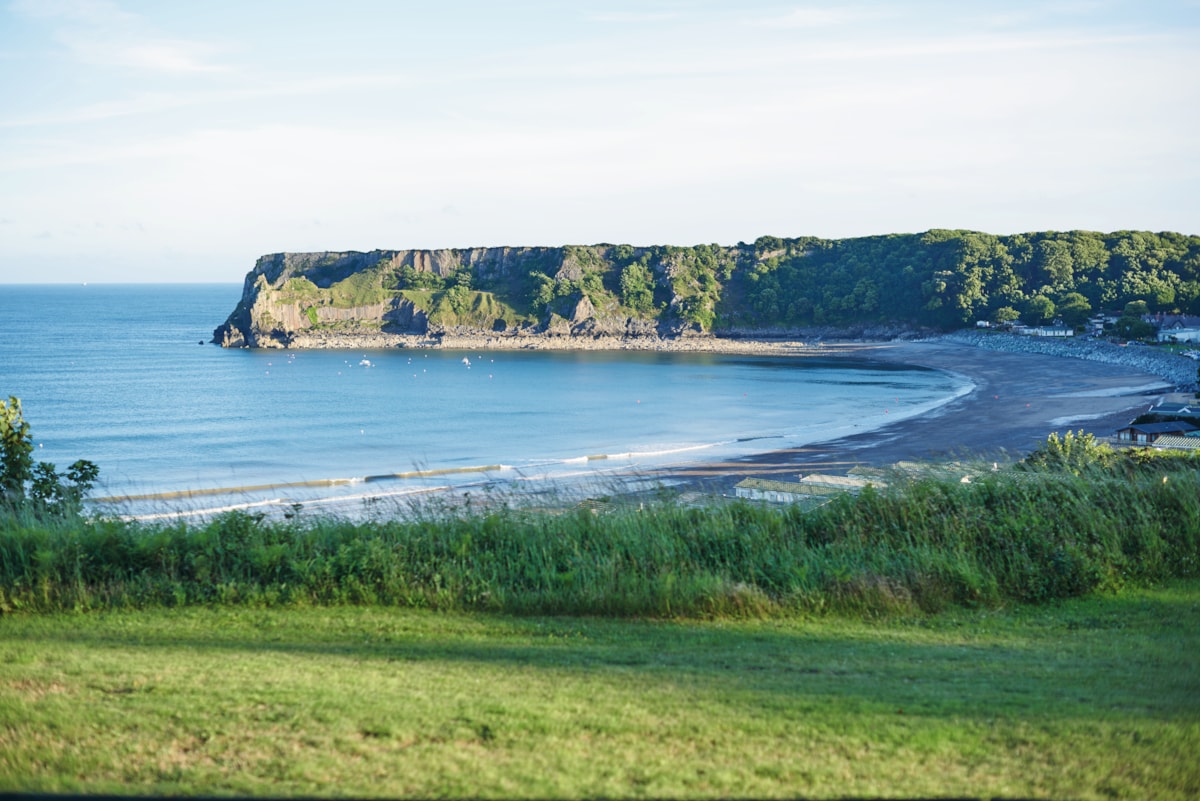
left=799, top=473, right=886, bottom=491
left=1116, top=421, right=1200, bottom=444
left=1151, top=434, right=1200, bottom=451
left=733, top=478, right=841, bottom=507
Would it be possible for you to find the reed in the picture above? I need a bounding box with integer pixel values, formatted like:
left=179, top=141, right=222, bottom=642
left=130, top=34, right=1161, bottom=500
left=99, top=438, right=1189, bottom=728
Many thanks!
left=2, top=464, right=1198, bottom=617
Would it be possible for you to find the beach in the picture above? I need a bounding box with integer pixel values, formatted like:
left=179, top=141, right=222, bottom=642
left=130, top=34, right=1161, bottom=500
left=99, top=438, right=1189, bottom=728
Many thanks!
left=653, top=337, right=1188, bottom=493
left=86, top=322, right=1197, bottom=519
left=334, top=333, right=1194, bottom=508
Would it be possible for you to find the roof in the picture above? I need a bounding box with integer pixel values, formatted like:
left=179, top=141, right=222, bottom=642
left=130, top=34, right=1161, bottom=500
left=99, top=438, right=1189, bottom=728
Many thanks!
left=1120, top=421, right=1200, bottom=435
left=734, top=478, right=844, bottom=497
left=1151, top=403, right=1198, bottom=415
left=1151, top=435, right=1200, bottom=450
left=799, top=473, right=886, bottom=490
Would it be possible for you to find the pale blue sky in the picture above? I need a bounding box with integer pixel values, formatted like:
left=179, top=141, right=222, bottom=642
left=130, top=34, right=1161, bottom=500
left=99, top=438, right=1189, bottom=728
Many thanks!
left=2, top=0, right=1197, bottom=283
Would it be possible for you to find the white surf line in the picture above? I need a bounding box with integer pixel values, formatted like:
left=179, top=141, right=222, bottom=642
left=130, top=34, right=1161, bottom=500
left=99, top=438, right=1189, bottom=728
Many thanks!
left=1047, top=413, right=1128, bottom=426
left=93, top=476, right=363, bottom=504
left=1051, top=382, right=1172, bottom=398
left=120, top=497, right=288, bottom=522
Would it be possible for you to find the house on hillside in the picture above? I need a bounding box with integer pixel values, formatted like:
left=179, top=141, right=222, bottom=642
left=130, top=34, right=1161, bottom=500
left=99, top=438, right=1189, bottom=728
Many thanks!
left=1153, top=314, right=1200, bottom=343
left=1115, top=421, right=1200, bottom=444
left=1012, top=325, right=1074, bottom=337
left=1157, top=326, right=1200, bottom=343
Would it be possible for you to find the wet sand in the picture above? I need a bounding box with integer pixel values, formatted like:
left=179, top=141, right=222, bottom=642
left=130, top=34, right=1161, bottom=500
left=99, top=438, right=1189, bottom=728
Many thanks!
left=655, top=340, right=1172, bottom=493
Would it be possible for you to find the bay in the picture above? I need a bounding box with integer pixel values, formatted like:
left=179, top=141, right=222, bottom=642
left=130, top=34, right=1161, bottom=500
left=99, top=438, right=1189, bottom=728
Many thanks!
left=0, top=284, right=970, bottom=516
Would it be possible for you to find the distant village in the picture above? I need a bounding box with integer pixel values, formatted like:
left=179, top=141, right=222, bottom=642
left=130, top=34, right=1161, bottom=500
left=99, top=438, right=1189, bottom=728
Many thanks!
left=977, top=310, right=1200, bottom=351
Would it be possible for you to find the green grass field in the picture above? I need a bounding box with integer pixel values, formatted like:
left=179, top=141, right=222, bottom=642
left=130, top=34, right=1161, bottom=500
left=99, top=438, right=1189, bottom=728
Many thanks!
left=2, top=580, right=1198, bottom=799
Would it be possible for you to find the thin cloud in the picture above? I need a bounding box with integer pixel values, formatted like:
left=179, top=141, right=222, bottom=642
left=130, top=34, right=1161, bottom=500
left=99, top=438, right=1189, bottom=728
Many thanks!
left=586, top=11, right=681, bottom=24
left=747, top=5, right=896, bottom=28
left=11, top=0, right=228, bottom=73
left=794, top=30, right=1161, bottom=61
left=0, top=72, right=419, bottom=129
left=60, top=31, right=227, bottom=73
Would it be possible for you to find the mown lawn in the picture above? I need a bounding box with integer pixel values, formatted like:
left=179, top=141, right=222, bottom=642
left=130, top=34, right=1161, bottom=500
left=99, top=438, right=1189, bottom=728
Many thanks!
left=1, top=581, right=1197, bottom=799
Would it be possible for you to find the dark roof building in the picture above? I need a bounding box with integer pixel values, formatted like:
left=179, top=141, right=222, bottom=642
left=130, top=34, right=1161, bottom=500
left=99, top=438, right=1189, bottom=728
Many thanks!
left=1116, top=421, right=1200, bottom=444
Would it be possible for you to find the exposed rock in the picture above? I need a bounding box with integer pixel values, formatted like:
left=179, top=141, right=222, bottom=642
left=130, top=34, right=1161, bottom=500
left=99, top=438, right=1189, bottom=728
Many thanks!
left=570, top=294, right=595, bottom=325
left=942, top=331, right=1199, bottom=388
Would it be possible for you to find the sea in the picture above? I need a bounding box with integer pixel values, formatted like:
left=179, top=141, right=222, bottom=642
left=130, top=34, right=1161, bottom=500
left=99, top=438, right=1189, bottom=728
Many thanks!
left=0, top=284, right=972, bottom=518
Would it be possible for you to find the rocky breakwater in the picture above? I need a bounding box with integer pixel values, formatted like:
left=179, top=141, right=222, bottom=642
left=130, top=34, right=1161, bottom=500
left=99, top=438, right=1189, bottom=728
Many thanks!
left=943, top=330, right=1200, bottom=389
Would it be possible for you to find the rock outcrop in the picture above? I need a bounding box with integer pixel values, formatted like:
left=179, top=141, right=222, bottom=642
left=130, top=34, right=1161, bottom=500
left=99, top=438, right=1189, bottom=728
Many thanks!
left=213, top=230, right=1200, bottom=354
left=212, top=246, right=685, bottom=349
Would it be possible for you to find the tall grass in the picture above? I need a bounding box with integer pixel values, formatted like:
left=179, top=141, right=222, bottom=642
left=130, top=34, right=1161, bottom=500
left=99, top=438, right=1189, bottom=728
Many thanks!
left=2, top=467, right=1198, bottom=617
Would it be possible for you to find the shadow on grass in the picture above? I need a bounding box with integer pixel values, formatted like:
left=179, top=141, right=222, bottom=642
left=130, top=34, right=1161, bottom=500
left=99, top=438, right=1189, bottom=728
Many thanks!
left=4, top=582, right=1198, bottom=726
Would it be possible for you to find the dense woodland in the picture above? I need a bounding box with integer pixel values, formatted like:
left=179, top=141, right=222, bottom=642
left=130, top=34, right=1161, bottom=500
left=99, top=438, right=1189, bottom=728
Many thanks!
left=719, top=230, right=1200, bottom=330
left=257, top=230, right=1200, bottom=336
left=442, top=231, right=1200, bottom=331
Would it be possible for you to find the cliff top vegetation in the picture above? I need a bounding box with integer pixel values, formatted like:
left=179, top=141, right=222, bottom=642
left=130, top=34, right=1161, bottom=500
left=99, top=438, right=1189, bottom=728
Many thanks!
left=219, top=230, right=1200, bottom=347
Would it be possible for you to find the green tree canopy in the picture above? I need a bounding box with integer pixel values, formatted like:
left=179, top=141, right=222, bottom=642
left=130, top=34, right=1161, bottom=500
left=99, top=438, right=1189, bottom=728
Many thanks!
left=1057, top=292, right=1092, bottom=329
left=1024, top=295, right=1057, bottom=326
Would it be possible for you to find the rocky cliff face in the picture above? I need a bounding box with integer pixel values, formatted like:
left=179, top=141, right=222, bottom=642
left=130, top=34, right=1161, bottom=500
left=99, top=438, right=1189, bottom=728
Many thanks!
left=213, top=231, right=1200, bottom=348
left=212, top=247, right=672, bottom=349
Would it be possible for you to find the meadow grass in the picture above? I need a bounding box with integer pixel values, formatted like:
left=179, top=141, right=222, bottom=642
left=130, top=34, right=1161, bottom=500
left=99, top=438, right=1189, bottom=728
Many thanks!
left=1, top=468, right=1198, bottom=617
left=0, top=581, right=1197, bottom=798
left=2, top=455, right=1198, bottom=796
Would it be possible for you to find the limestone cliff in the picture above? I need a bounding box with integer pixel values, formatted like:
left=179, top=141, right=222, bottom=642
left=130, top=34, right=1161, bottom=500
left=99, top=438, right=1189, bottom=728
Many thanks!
left=212, top=246, right=684, bottom=349
left=214, top=230, right=1200, bottom=348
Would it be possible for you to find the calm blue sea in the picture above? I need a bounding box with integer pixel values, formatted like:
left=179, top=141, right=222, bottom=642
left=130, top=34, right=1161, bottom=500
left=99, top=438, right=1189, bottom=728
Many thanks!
left=0, top=284, right=970, bottom=516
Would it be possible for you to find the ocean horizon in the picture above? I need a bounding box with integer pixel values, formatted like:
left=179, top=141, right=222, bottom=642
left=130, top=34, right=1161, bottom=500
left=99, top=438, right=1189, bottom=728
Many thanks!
left=0, top=284, right=972, bottom=518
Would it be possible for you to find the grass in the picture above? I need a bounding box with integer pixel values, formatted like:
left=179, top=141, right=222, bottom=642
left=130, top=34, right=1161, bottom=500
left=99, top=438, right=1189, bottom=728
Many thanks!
left=1, top=581, right=1197, bottom=798
left=2, top=467, right=1198, bottom=616
left=2, top=446, right=1198, bottom=795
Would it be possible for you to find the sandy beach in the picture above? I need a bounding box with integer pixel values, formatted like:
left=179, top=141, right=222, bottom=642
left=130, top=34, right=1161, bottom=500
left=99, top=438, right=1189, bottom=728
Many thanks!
left=654, top=339, right=1182, bottom=493
left=105, top=335, right=1192, bottom=520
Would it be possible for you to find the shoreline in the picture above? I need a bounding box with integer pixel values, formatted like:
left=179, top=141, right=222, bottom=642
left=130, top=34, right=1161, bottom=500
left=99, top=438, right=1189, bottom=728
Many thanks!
left=102, top=333, right=1197, bottom=519
left=651, top=336, right=1192, bottom=495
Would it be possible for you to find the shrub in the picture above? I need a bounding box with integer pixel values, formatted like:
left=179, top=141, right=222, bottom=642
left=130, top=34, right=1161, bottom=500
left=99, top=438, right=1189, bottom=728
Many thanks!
left=0, top=397, right=98, bottom=516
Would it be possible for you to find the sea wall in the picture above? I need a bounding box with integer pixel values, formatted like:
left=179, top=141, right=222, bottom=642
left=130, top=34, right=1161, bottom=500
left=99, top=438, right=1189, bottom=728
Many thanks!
left=943, top=331, right=1199, bottom=388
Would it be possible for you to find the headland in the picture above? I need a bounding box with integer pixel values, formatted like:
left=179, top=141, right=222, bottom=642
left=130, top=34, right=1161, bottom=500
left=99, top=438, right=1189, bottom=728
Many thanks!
left=208, top=234, right=1200, bottom=507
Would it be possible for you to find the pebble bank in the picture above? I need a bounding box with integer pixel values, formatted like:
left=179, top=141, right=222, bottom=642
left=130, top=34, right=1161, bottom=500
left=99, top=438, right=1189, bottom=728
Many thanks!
left=942, top=331, right=1199, bottom=389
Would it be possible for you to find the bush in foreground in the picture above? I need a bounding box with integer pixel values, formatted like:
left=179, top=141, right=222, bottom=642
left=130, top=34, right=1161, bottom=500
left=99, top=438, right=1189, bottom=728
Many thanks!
left=1, top=396, right=99, bottom=518
left=2, top=451, right=1198, bottom=617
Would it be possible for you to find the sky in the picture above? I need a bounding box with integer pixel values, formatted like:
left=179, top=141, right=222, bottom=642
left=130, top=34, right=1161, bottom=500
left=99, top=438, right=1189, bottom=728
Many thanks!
left=1, top=1, right=1198, bottom=283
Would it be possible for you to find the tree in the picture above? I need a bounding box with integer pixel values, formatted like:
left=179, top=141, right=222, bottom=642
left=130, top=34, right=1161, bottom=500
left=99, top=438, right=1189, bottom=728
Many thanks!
left=1114, top=315, right=1155, bottom=341
left=1020, top=430, right=1116, bottom=476
left=991, top=306, right=1020, bottom=325
left=0, top=396, right=33, bottom=504
left=1123, top=299, right=1150, bottom=317
left=452, top=267, right=473, bottom=290
left=1057, top=292, right=1092, bottom=329
left=0, top=396, right=98, bottom=514
left=1036, top=238, right=1074, bottom=290
left=619, top=262, right=655, bottom=314
left=1024, top=295, right=1056, bottom=326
